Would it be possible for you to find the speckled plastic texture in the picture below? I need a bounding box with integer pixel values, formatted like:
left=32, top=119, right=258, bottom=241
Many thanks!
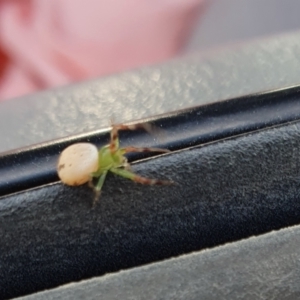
left=2, top=31, right=300, bottom=152
left=19, top=225, right=300, bottom=300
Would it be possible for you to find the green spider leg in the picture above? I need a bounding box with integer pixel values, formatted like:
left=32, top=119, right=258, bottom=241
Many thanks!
left=93, top=170, right=108, bottom=206
left=89, top=170, right=108, bottom=206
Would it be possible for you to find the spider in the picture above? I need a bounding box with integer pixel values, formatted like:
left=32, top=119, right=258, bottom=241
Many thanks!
left=57, top=123, right=173, bottom=204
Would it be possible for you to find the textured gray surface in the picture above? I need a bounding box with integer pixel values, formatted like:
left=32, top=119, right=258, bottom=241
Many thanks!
left=4, top=119, right=300, bottom=299
left=2, top=30, right=300, bottom=152
left=19, top=224, right=300, bottom=300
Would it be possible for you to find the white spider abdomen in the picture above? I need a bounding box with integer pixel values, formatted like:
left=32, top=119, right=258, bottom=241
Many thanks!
left=57, top=143, right=98, bottom=186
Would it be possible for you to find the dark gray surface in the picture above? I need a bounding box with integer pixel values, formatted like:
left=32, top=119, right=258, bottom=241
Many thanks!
left=19, top=224, right=300, bottom=300
left=3, top=119, right=300, bottom=299
left=2, top=30, right=300, bottom=152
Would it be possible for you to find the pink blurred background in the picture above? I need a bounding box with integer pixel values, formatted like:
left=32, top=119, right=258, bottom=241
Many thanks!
left=0, top=0, right=206, bottom=101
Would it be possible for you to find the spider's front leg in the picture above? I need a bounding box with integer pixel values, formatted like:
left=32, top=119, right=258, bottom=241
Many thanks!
left=109, top=123, right=158, bottom=154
